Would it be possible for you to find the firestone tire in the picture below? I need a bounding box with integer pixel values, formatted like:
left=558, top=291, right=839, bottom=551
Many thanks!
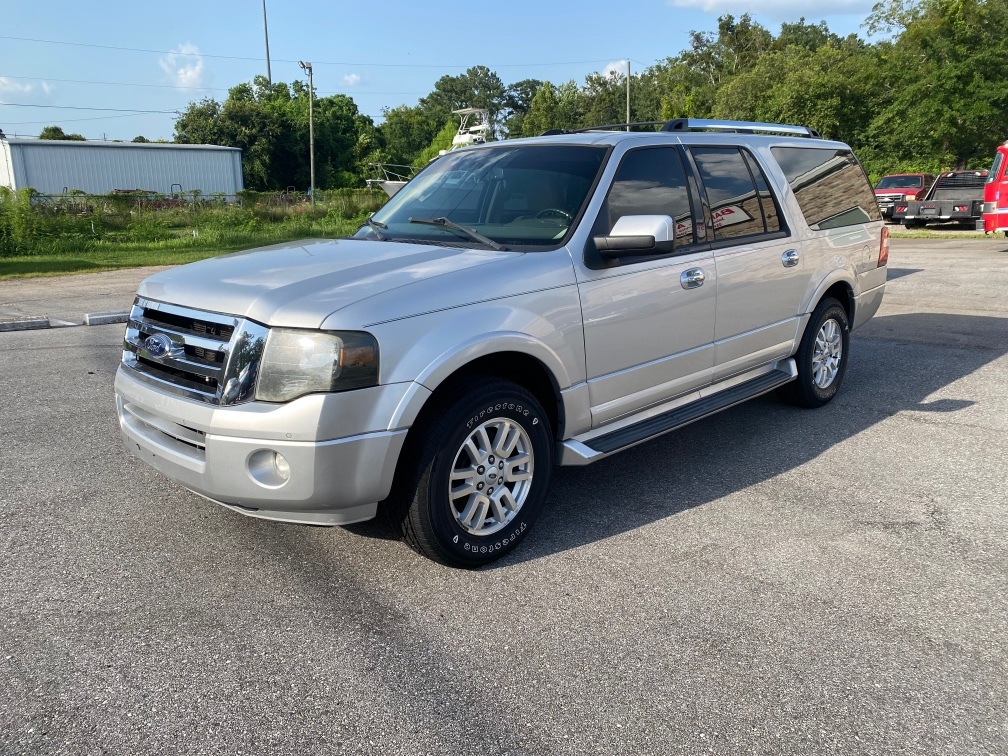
left=778, top=297, right=850, bottom=408
left=385, top=379, right=554, bottom=568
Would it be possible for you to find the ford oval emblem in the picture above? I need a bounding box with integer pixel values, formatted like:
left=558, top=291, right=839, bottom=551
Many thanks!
left=144, top=333, right=173, bottom=358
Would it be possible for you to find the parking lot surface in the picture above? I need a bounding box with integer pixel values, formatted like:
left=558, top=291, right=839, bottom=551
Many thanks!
left=1, top=239, right=1006, bottom=754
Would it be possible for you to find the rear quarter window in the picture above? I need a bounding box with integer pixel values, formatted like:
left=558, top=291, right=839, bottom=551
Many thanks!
left=771, top=147, right=881, bottom=230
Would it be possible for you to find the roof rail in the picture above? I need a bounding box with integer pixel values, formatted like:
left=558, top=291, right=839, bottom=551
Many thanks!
left=540, top=122, right=670, bottom=136
left=539, top=118, right=822, bottom=138
left=661, top=118, right=821, bottom=138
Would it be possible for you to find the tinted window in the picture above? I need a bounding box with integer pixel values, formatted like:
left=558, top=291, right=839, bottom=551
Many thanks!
left=598, top=146, right=693, bottom=243
left=691, top=147, right=767, bottom=240
left=742, top=150, right=781, bottom=234
left=771, top=147, right=882, bottom=230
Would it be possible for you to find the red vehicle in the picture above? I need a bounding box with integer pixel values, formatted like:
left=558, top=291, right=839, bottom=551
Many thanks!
left=982, top=142, right=1008, bottom=235
left=874, top=173, right=934, bottom=222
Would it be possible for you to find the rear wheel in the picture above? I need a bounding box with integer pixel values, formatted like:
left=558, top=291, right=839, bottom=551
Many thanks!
left=779, top=297, right=850, bottom=408
left=385, top=379, right=554, bottom=568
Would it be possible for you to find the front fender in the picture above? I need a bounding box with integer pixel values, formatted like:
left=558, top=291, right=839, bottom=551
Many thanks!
left=370, top=291, right=586, bottom=431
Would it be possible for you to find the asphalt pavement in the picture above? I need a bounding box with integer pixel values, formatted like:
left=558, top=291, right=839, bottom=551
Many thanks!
left=1, top=239, right=1006, bottom=754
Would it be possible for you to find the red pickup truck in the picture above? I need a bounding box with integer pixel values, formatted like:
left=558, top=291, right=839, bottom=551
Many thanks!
left=874, top=173, right=934, bottom=222
left=982, top=142, right=1008, bottom=235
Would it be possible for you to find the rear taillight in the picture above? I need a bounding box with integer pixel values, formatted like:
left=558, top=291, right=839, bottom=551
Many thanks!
left=954, top=205, right=968, bottom=212
left=878, top=226, right=889, bottom=267
left=896, top=205, right=907, bottom=213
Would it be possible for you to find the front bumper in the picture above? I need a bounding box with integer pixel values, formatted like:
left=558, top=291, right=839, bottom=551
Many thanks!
left=115, top=366, right=411, bottom=525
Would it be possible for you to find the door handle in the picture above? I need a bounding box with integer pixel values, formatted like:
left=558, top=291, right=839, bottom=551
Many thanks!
left=782, top=249, right=800, bottom=267
left=680, top=268, right=705, bottom=289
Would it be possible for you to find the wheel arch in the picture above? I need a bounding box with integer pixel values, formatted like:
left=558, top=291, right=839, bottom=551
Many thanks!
left=390, top=334, right=571, bottom=442
left=805, top=273, right=855, bottom=322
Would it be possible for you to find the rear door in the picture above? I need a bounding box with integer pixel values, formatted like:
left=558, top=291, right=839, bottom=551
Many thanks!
left=686, top=146, right=807, bottom=382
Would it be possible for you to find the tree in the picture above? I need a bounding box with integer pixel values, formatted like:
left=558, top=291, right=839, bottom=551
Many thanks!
left=38, top=125, right=85, bottom=141
left=380, top=105, right=438, bottom=165
left=173, top=76, right=380, bottom=190
left=500, top=78, right=543, bottom=137
left=866, top=0, right=1008, bottom=170
left=418, top=66, right=507, bottom=131
left=522, top=83, right=561, bottom=136
left=132, top=135, right=151, bottom=143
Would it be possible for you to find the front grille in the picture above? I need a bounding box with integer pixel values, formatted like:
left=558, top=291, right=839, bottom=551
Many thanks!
left=121, top=297, right=266, bottom=405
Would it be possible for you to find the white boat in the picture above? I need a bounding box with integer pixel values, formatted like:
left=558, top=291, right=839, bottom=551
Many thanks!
left=368, top=108, right=493, bottom=197
left=446, top=107, right=492, bottom=151
left=365, top=163, right=418, bottom=198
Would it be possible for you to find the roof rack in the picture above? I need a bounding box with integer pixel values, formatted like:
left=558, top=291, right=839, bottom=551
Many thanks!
left=540, top=118, right=821, bottom=139
left=662, top=118, right=821, bottom=138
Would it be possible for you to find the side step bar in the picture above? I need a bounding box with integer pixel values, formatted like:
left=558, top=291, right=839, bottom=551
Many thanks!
left=562, top=362, right=796, bottom=463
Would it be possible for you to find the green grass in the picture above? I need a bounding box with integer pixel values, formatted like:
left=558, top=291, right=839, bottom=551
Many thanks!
left=0, top=187, right=385, bottom=279
left=0, top=212, right=368, bottom=279
left=889, top=229, right=990, bottom=239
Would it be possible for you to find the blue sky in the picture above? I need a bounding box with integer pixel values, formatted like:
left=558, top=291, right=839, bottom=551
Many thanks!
left=0, top=0, right=876, bottom=141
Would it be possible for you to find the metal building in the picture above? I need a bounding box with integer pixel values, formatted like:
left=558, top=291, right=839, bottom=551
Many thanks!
left=0, top=137, right=243, bottom=195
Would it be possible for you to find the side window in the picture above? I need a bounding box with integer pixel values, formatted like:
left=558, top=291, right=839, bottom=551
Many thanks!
left=690, top=147, right=768, bottom=241
left=987, top=153, right=1003, bottom=185
left=596, top=146, right=694, bottom=245
left=771, top=146, right=882, bottom=230
left=742, top=150, right=781, bottom=233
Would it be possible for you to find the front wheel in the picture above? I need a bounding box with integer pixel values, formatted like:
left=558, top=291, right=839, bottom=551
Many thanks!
left=385, top=379, right=554, bottom=568
left=779, top=297, right=850, bottom=408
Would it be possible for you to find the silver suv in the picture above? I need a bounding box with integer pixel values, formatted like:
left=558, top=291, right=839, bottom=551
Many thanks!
left=116, top=118, right=888, bottom=567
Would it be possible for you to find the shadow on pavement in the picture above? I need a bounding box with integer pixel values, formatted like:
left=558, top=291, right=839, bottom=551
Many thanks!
left=347, top=313, right=1006, bottom=566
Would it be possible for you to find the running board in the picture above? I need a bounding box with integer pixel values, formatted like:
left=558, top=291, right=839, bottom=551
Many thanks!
left=561, top=362, right=796, bottom=463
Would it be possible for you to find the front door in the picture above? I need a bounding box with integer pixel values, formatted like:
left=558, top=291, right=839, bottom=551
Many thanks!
left=576, top=145, right=716, bottom=427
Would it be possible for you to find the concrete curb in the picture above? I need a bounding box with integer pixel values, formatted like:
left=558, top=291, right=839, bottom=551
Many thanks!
left=84, top=311, right=129, bottom=326
left=0, top=317, right=51, bottom=332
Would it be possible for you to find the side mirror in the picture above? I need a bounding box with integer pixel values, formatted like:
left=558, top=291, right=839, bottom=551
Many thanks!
left=594, top=215, right=675, bottom=258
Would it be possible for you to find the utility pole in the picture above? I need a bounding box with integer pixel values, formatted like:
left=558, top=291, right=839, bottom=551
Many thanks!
left=626, top=59, right=630, bottom=131
left=299, top=61, right=315, bottom=205
left=262, top=0, right=272, bottom=85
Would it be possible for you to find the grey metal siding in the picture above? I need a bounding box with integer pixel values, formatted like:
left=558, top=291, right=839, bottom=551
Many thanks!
left=0, top=140, right=244, bottom=195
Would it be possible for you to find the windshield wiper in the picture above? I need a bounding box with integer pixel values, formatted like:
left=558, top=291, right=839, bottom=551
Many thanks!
left=408, top=216, right=507, bottom=251
left=363, top=217, right=387, bottom=240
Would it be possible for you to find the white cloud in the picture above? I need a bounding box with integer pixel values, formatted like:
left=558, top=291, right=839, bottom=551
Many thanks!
left=667, top=0, right=871, bottom=17
left=603, top=60, right=629, bottom=79
left=341, top=73, right=362, bottom=87
left=159, top=43, right=205, bottom=89
left=0, top=76, right=36, bottom=94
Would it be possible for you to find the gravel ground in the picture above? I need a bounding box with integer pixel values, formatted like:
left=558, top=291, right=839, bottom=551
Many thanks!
left=1, top=239, right=1006, bottom=755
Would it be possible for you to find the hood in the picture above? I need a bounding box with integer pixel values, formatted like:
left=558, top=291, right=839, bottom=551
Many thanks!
left=137, top=238, right=517, bottom=328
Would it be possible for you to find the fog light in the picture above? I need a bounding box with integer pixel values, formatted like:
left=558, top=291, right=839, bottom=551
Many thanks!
left=248, top=449, right=291, bottom=488
left=273, top=453, right=290, bottom=481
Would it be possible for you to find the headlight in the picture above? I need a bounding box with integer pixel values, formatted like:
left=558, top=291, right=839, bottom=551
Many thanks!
left=255, top=329, right=379, bottom=402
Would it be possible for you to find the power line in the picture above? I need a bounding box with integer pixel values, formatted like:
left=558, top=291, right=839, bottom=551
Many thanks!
left=0, top=74, right=428, bottom=96
left=0, top=102, right=177, bottom=113
left=0, top=34, right=620, bottom=69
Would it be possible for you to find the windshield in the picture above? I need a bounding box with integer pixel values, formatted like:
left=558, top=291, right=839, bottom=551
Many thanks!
left=875, top=175, right=923, bottom=189
left=359, top=144, right=608, bottom=248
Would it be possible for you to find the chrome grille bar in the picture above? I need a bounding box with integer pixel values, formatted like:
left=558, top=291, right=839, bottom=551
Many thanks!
left=121, top=297, right=269, bottom=405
